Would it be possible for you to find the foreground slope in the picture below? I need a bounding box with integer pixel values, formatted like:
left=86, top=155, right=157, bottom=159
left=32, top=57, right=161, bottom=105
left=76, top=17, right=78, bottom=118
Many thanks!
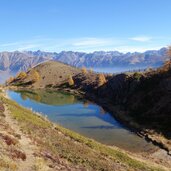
left=0, top=91, right=167, bottom=170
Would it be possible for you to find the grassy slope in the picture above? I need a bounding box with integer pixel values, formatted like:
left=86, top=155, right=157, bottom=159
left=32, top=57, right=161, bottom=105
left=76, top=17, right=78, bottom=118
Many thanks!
left=0, top=100, right=21, bottom=170
left=0, top=94, right=167, bottom=171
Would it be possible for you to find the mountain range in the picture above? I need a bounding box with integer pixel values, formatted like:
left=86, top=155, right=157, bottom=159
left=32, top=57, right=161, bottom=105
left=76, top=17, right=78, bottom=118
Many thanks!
left=0, top=48, right=168, bottom=83
left=27, top=47, right=168, bottom=67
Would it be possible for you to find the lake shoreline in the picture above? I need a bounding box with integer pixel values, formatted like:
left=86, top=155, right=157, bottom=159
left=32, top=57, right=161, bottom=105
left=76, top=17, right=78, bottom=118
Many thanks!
left=7, top=85, right=171, bottom=156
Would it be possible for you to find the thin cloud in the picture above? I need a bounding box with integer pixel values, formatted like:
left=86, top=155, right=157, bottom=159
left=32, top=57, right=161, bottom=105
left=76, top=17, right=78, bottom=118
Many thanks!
left=130, top=36, right=152, bottom=42
left=41, top=37, right=124, bottom=52
left=114, top=46, right=163, bottom=53
left=0, top=42, right=21, bottom=47
left=17, top=44, right=42, bottom=51
left=0, top=38, right=46, bottom=51
left=0, top=36, right=168, bottom=53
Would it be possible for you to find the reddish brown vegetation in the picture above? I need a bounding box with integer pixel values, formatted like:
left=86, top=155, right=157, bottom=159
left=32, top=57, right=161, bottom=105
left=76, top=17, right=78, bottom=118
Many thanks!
left=11, top=149, right=26, bottom=161
left=0, top=133, right=18, bottom=146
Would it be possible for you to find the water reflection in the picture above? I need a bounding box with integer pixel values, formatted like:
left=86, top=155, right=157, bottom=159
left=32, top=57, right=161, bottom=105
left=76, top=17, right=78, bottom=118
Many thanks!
left=7, top=90, right=157, bottom=153
left=18, top=90, right=78, bottom=106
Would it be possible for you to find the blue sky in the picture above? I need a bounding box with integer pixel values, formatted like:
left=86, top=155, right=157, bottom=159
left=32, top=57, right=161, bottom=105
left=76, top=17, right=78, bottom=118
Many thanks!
left=0, top=0, right=171, bottom=52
